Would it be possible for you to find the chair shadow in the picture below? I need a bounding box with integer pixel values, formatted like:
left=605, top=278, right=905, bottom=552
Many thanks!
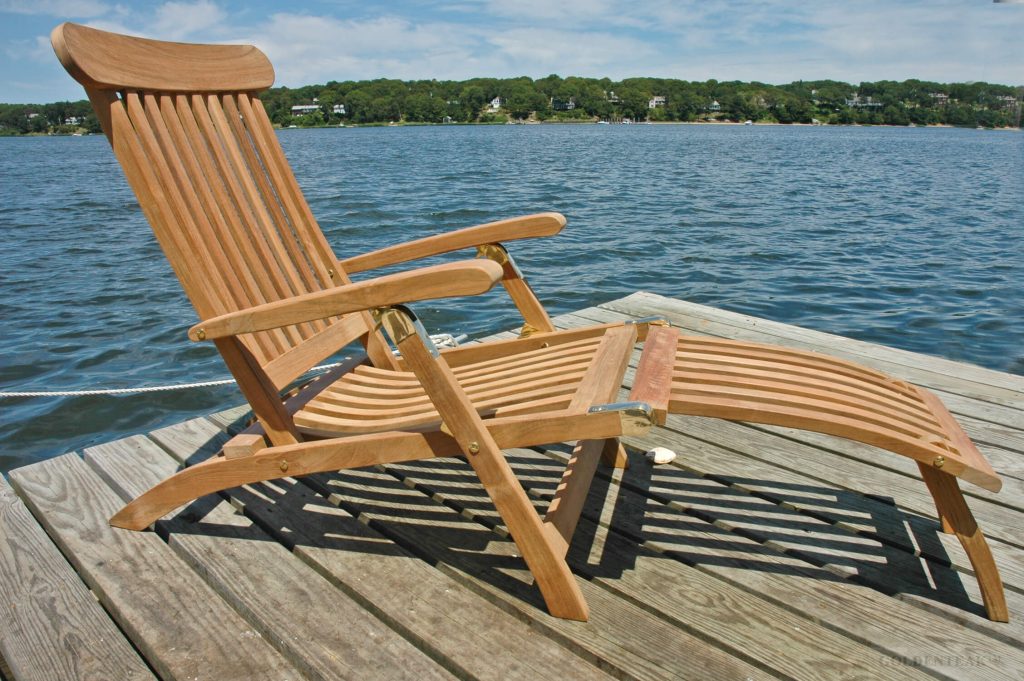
left=160, top=428, right=987, bottom=620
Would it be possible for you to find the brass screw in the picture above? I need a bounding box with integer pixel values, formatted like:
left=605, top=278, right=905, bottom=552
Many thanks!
left=196, top=329, right=206, bottom=340
left=541, top=342, right=549, bottom=348
left=467, top=442, right=480, bottom=455
left=934, top=456, right=946, bottom=469
left=280, top=460, right=289, bottom=472
left=327, top=269, right=335, bottom=279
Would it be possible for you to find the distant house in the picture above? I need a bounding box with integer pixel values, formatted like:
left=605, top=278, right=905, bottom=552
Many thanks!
left=605, top=90, right=621, bottom=103
left=648, top=95, right=667, bottom=109
left=707, top=100, right=721, bottom=112
left=291, top=104, right=320, bottom=116
left=996, top=95, right=1019, bottom=110
left=488, top=96, right=504, bottom=111
left=63, top=116, right=83, bottom=125
left=551, top=96, right=576, bottom=111
left=928, top=93, right=949, bottom=107
left=845, top=93, right=882, bottom=108
left=26, top=112, right=40, bottom=119
left=332, top=104, right=346, bottom=115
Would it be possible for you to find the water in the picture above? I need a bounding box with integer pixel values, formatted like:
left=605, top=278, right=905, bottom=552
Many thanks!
left=1, top=124, right=1022, bottom=472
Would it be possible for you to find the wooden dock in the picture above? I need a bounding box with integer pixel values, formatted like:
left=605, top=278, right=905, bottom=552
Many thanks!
left=2, top=292, right=1023, bottom=681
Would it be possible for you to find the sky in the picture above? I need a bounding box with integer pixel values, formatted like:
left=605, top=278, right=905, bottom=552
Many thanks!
left=1, top=0, right=1021, bottom=103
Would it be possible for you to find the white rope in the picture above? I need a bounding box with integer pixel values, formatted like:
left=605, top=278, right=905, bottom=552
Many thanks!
left=0, top=332, right=467, bottom=399
left=0, top=361, right=349, bottom=398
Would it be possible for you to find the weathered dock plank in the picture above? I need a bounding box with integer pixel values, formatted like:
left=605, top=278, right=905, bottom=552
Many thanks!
left=0, top=478, right=154, bottom=681
left=381, top=455, right=935, bottom=681
left=149, top=416, right=618, bottom=681
left=83, top=435, right=457, bottom=681
left=306, top=466, right=774, bottom=681
left=7, top=455, right=302, bottom=681
left=3, top=292, right=1021, bottom=680
left=519, top=446, right=1024, bottom=681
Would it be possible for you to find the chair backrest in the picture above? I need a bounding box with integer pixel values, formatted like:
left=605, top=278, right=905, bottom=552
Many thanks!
left=52, top=22, right=390, bottom=390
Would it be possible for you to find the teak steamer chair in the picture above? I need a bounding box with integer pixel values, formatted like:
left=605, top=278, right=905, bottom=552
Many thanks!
left=52, top=22, right=1007, bottom=622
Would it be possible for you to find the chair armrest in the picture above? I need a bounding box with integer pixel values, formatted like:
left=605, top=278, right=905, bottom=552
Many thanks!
left=189, top=259, right=503, bottom=341
left=340, top=212, right=566, bottom=274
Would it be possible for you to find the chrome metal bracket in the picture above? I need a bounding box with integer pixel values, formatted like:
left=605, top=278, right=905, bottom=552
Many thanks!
left=588, top=401, right=656, bottom=435
left=372, top=305, right=440, bottom=358
left=625, top=316, right=670, bottom=328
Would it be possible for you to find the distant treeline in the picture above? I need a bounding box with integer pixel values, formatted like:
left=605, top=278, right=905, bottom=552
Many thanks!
left=2, top=76, right=1021, bottom=134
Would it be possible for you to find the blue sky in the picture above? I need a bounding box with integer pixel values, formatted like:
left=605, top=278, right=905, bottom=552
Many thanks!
left=1, top=0, right=1021, bottom=103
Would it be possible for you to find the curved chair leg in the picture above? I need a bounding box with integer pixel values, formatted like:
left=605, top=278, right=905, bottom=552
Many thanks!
left=917, top=463, right=1009, bottom=622
left=110, top=430, right=452, bottom=530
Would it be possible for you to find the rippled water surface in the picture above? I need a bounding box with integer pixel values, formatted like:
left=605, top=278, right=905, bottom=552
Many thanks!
left=2, top=124, right=1022, bottom=471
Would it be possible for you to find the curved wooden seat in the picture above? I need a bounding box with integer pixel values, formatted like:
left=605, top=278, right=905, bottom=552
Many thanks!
left=296, top=334, right=605, bottom=435
left=631, top=325, right=1008, bottom=621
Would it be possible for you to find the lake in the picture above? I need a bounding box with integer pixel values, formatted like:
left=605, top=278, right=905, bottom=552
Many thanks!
left=1, top=123, right=1022, bottom=472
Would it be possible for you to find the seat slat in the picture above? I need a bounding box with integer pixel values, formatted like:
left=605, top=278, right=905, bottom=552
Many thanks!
left=675, top=370, right=944, bottom=438
left=679, top=337, right=909, bottom=395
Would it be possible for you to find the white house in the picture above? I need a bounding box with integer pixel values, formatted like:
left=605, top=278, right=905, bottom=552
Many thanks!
left=332, top=104, right=346, bottom=115
left=291, top=104, right=320, bottom=116
left=648, top=95, right=667, bottom=109
left=489, top=96, right=504, bottom=110
left=707, top=100, right=721, bottom=112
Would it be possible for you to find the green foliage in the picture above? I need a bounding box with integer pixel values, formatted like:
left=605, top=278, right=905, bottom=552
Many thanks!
left=1, top=78, right=1020, bottom=134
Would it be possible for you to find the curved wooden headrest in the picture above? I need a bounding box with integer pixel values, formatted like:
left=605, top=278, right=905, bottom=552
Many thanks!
left=51, top=22, right=274, bottom=93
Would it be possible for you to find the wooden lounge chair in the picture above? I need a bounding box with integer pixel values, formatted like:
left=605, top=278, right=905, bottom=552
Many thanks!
left=52, top=22, right=1007, bottom=623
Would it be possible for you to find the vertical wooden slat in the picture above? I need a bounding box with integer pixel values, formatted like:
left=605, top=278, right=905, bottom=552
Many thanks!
left=243, top=96, right=339, bottom=285
left=200, top=93, right=309, bottom=350
left=172, top=93, right=289, bottom=361
left=117, top=92, right=222, bottom=319
left=215, top=94, right=324, bottom=339
left=137, top=91, right=268, bottom=364
left=233, top=95, right=342, bottom=339
left=245, top=96, right=400, bottom=370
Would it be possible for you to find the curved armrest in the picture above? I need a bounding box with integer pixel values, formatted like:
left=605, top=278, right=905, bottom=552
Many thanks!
left=189, top=259, right=503, bottom=341
left=341, top=212, right=566, bottom=274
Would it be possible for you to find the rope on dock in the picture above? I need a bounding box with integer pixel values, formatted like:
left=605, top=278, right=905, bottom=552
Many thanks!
left=0, top=362, right=347, bottom=398
left=0, top=333, right=467, bottom=399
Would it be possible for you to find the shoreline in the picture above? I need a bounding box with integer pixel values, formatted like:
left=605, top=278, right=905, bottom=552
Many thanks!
left=5, top=121, right=1020, bottom=137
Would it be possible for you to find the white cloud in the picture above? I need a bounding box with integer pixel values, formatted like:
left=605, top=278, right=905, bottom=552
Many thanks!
left=150, top=1, right=228, bottom=41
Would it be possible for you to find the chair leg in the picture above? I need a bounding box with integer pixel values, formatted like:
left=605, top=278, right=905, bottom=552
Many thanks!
left=917, top=463, right=1009, bottom=622
left=465, top=436, right=590, bottom=620
left=600, top=439, right=630, bottom=469
left=381, top=307, right=590, bottom=621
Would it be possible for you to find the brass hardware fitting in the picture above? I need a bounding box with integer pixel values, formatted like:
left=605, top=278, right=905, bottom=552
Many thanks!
left=467, top=441, right=480, bottom=455
left=934, top=456, right=946, bottom=469
left=327, top=268, right=335, bottom=279
left=476, top=243, right=509, bottom=266
left=519, top=322, right=541, bottom=338
left=280, top=460, right=289, bottom=472
left=195, top=328, right=206, bottom=341
left=476, top=243, right=524, bottom=278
